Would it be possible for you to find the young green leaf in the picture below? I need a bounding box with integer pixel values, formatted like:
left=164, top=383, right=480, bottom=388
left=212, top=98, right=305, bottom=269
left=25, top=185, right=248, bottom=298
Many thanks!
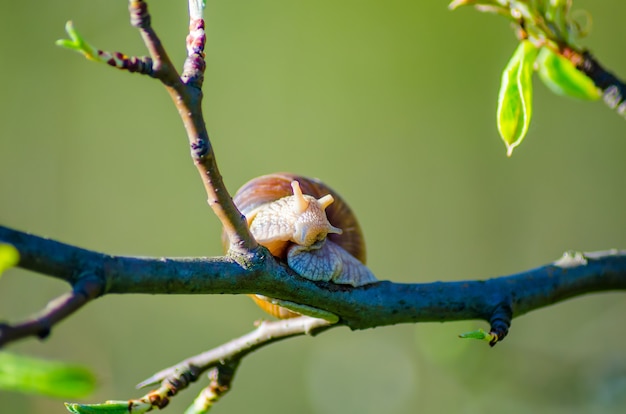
left=459, top=328, right=496, bottom=343
left=497, top=40, right=539, bottom=157
left=0, top=352, right=95, bottom=398
left=536, top=47, right=600, bottom=101
left=56, top=21, right=99, bottom=61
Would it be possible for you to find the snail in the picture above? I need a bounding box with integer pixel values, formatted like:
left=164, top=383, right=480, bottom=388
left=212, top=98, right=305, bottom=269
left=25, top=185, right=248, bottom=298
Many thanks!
left=225, top=173, right=377, bottom=319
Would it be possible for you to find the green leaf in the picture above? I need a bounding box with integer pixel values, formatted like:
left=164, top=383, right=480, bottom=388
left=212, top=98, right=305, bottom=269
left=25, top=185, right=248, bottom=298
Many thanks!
left=0, top=243, right=19, bottom=276
left=458, top=328, right=495, bottom=343
left=536, top=47, right=600, bottom=101
left=496, top=40, right=538, bottom=157
left=65, top=401, right=152, bottom=414
left=56, top=21, right=99, bottom=61
left=0, top=352, right=95, bottom=398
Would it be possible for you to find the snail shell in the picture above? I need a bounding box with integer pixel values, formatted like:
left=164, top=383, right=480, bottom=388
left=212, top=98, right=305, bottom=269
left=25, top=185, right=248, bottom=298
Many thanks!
left=226, top=173, right=377, bottom=318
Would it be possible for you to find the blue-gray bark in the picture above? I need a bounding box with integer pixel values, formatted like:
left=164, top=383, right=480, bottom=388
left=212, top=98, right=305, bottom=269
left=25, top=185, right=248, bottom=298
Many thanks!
left=2, top=225, right=625, bottom=333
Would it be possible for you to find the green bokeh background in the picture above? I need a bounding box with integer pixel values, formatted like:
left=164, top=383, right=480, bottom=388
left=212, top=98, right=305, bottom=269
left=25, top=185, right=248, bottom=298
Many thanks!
left=1, top=1, right=625, bottom=413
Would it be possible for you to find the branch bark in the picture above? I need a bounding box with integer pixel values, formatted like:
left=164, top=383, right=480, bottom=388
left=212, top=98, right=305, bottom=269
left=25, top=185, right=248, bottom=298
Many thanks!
left=2, top=225, right=625, bottom=347
left=137, top=316, right=332, bottom=388
left=0, top=273, right=102, bottom=346
left=577, top=50, right=626, bottom=117
left=124, top=0, right=257, bottom=252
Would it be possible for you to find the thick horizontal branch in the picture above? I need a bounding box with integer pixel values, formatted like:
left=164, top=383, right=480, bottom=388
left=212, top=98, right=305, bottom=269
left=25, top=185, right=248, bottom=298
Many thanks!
left=3, top=225, right=625, bottom=333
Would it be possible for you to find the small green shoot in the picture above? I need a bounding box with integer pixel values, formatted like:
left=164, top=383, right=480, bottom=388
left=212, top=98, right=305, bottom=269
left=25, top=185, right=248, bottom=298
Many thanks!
left=56, top=21, right=99, bottom=61
left=458, top=328, right=497, bottom=343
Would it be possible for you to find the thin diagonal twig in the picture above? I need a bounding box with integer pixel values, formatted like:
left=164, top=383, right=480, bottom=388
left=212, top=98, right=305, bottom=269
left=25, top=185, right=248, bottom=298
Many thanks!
left=0, top=274, right=103, bottom=346
left=137, top=316, right=333, bottom=389
left=57, top=1, right=258, bottom=253
left=129, top=0, right=257, bottom=253
left=64, top=317, right=333, bottom=413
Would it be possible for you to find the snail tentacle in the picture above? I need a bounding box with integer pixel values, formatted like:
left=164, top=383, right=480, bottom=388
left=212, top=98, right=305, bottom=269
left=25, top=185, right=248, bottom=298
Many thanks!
left=291, top=181, right=310, bottom=214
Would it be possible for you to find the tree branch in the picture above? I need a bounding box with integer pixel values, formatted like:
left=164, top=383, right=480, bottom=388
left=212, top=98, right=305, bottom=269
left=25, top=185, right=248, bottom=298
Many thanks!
left=66, top=317, right=335, bottom=412
left=2, top=225, right=625, bottom=347
left=57, top=0, right=256, bottom=252
left=576, top=50, right=626, bottom=117
left=128, top=0, right=257, bottom=253
left=0, top=274, right=102, bottom=346
left=136, top=316, right=332, bottom=391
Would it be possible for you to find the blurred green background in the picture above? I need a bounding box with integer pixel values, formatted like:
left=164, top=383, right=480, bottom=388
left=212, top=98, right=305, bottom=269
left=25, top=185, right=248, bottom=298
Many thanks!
left=1, top=1, right=625, bottom=413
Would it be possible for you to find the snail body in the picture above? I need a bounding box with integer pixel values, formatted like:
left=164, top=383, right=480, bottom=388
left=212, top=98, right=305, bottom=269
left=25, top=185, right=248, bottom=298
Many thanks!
left=227, top=173, right=377, bottom=319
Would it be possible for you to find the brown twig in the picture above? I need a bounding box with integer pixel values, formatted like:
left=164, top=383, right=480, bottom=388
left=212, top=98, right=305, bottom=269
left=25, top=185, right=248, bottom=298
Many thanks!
left=65, top=317, right=334, bottom=413
left=127, top=0, right=257, bottom=253
left=0, top=274, right=103, bottom=346
left=137, top=316, right=333, bottom=389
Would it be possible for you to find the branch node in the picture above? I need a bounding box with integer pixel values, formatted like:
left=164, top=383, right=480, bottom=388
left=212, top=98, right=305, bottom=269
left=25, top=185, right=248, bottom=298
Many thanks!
left=164, top=364, right=202, bottom=392
left=181, top=362, right=238, bottom=413
left=36, top=325, right=51, bottom=340
left=74, top=272, right=106, bottom=298
left=190, top=137, right=210, bottom=159
left=182, top=17, right=206, bottom=88
left=488, top=302, right=513, bottom=347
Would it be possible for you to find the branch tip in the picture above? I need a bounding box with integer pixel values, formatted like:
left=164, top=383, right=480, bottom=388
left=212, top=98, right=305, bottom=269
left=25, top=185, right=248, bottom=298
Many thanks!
left=488, top=303, right=513, bottom=346
left=188, top=0, right=206, bottom=20
left=186, top=361, right=239, bottom=413
left=129, top=0, right=151, bottom=29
